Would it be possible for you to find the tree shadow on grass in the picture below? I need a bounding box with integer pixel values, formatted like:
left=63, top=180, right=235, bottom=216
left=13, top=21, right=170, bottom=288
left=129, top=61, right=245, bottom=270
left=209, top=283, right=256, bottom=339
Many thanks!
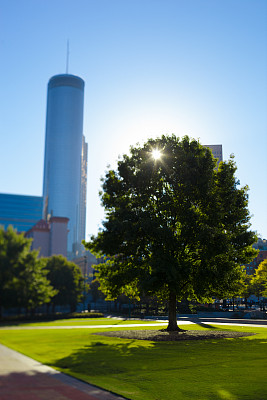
left=52, top=334, right=267, bottom=400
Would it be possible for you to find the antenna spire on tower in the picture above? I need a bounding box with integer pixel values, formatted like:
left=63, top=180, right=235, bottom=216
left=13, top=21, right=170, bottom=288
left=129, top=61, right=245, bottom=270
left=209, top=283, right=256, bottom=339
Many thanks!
left=66, top=40, right=70, bottom=74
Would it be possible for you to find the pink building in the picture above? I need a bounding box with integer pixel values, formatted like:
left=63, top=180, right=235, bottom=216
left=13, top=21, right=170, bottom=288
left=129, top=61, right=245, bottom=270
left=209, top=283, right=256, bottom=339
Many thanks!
left=25, top=217, right=69, bottom=258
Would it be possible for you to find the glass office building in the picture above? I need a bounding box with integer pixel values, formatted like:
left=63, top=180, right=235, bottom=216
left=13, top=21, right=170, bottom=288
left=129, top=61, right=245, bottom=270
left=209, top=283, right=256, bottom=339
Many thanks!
left=204, top=145, right=223, bottom=169
left=79, top=135, right=88, bottom=249
left=42, top=74, right=87, bottom=259
left=0, top=193, right=43, bottom=232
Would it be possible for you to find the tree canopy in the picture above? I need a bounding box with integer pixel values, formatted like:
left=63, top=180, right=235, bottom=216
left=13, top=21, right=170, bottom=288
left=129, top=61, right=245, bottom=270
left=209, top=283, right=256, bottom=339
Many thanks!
left=251, top=259, right=267, bottom=299
left=84, top=135, right=257, bottom=330
left=0, top=226, right=55, bottom=316
left=44, top=255, right=85, bottom=312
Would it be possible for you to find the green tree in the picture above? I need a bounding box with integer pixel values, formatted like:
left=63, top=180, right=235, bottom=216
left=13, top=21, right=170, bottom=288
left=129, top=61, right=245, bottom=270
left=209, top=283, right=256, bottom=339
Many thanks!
left=16, top=254, right=57, bottom=314
left=89, top=278, right=106, bottom=303
left=0, top=226, right=55, bottom=317
left=251, top=259, right=267, bottom=299
left=0, top=226, right=31, bottom=312
left=44, top=255, right=85, bottom=312
left=217, top=267, right=252, bottom=311
left=239, top=272, right=254, bottom=308
left=84, top=135, right=257, bottom=330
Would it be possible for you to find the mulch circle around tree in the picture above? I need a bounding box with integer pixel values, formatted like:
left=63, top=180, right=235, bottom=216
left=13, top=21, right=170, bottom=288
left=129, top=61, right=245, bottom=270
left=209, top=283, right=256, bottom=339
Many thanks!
left=95, top=329, right=256, bottom=341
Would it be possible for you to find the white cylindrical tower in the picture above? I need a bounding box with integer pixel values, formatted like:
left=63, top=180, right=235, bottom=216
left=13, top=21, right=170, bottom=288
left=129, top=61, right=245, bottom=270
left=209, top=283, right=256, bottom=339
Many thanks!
left=42, top=74, right=85, bottom=259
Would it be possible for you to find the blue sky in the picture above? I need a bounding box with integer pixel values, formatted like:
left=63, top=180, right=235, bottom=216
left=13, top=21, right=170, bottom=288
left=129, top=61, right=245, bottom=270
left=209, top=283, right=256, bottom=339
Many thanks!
left=0, top=0, right=266, bottom=239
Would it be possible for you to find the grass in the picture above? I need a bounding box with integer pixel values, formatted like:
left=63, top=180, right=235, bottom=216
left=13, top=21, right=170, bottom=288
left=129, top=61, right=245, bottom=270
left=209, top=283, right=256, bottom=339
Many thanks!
left=0, top=319, right=267, bottom=400
left=0, top=317, right=164, bottom=327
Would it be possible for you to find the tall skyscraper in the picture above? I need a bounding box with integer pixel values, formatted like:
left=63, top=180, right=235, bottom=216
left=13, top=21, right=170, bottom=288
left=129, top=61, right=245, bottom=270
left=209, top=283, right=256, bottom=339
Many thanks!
left=204, top=145, right=223, bottom=169
left=42, top=74, right=87, bottom=259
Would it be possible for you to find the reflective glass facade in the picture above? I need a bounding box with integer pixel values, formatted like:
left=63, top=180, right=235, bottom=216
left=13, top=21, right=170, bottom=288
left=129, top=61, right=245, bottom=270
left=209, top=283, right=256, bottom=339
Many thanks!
left=0, top=193, right=43, bottom=232
left=79, top=135, right=88, bottom=248
left=204, top=144, right=223, bottom=169
left=42, top=74, right=87, bottom=258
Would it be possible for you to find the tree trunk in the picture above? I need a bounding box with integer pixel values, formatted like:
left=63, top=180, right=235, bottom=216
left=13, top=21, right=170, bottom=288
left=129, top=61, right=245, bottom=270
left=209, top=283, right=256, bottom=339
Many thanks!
left=167, top=291, right=181, bottom=331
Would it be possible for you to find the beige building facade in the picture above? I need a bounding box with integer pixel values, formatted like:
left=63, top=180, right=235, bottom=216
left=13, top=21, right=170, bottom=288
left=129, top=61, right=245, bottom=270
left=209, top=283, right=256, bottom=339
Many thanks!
left=25, top=217, right=69, bottom=258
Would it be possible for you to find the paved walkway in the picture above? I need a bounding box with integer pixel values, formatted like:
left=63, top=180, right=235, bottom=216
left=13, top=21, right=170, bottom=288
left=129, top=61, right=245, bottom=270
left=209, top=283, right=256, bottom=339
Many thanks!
left=0, top=344, right=127, bottom=400
left=1, top=319, right=267, bottom=330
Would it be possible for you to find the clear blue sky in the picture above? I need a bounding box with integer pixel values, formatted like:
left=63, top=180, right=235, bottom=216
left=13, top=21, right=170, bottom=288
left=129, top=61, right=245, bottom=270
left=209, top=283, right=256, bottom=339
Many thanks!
left=0, top=0, right=266, bottom=239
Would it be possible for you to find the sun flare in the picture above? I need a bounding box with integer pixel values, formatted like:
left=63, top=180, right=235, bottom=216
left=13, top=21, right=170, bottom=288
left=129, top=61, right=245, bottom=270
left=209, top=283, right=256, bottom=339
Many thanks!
left=152, top=149, right=162, bottom=160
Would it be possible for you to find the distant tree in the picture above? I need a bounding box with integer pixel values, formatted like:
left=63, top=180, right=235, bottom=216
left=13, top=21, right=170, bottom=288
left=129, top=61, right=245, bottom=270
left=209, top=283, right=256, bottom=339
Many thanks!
left=44, top=255, right=85, bottom=312
left=251, top=259, right=267, bottom=299
left=0, top=226, right=55, bottom=317
left=239, top=272, right=254, bottom=308
left=16, top=254, right=57, bottom=314
left=217, top=267, right=253, bottom=311
left=89, top=278, right=106, bottom=303
left=84, top=135, right=257, bottom=330
left=0, top=226, right=31, bottom=313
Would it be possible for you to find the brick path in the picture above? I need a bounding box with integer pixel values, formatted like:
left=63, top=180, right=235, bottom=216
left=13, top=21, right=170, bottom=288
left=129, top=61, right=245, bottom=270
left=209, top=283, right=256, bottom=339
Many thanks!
left=0, top=344, right=127, bottom=400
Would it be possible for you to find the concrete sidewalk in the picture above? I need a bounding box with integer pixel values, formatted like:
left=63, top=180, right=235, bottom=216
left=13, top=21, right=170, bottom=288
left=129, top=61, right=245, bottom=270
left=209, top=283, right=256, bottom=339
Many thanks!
left=1, top=319, right=267, bottom=331
left=0, top=344, right=127, bottom=400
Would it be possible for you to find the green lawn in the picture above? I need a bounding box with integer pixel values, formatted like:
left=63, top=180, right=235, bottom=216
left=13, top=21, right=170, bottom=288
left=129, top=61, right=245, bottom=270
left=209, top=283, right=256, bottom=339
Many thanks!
left=0, top=320, right=266, bottom=400
left=0, top=317, right=163, bottom=327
